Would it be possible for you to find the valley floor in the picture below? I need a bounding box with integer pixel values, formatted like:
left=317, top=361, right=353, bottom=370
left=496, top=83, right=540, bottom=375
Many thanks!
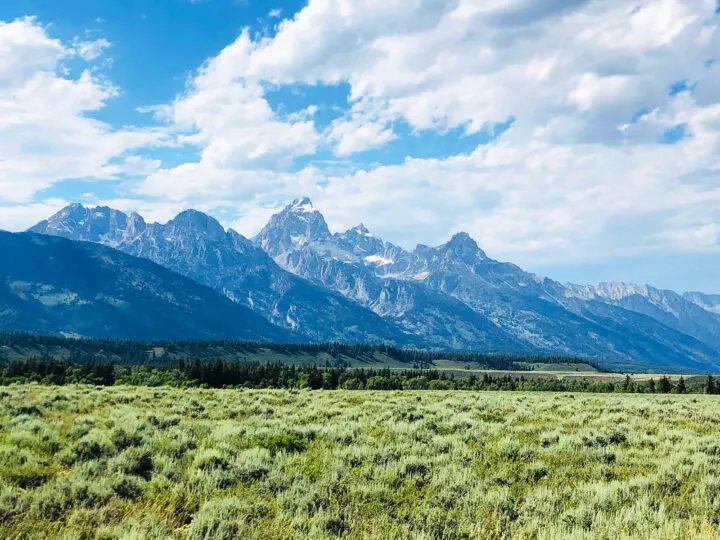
left=1, top=386, right=720, bottom=538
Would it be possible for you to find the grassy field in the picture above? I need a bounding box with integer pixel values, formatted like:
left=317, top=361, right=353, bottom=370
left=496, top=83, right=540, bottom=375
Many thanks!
left=2, top=386, right=720, bottom=538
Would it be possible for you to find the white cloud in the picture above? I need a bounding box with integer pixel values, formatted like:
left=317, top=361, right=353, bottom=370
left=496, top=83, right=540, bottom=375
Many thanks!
left=655, top=222, right=720, bottom=250
left=327, top=115, right=396, bottom=155
left=210, top=0, right=715, bottom=150
left=8, top=2, right=720, bottom=275
left=72, top=37, right=111, bottom=61
left=568, top=73, right=636, bottom=112
left=131, top=45, right=322, bottom=200
left=0, top=199, right=69, bottom=231
left=0, top=17, right=164, bottom=203
left=131, top=0, right=719, bottom=264
left=110, top=155, right=162, bottom=177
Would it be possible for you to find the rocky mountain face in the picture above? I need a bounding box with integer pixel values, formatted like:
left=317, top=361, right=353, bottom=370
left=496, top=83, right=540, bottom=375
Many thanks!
left=684, top=291, right=720, bottom=315
left=253, top=199, right=720, bottom=372
left=30, top=205, right=406, bottom=344
left=27, top=199, right=720, bottom=372
left=0, top=231, right=292, bottom=341
left=33, top=203, right=146, bottom=245
left=566, top=283, right=720, bottom=352
left=256, top=203, right=524, bottom=352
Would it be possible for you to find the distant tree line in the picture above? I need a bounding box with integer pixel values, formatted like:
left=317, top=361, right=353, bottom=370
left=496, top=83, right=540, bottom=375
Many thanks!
left=0, top=332, right=601, bottom=372
left=1, top=356, right=715, bottom=394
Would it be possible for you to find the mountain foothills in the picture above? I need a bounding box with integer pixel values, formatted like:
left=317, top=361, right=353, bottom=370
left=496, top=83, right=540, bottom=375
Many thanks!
left=0, top=231, right=292, bottom=342
left=19, top=199, right=720, bottom=372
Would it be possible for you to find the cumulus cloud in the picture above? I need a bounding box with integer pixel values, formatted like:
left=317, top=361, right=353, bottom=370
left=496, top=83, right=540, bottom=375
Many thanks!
left=0, top=199, right=70, bottom=231
left=5, top=2, right=720, bottom=272
left=129, top=0, right=720, bottom=268
left=0, top=17, right=163, bottom=205
left=72, top=37, right=111, bottom=61
left=327, top=115, right=396, bottom=155
left=655, top=222, right=720, bottom=250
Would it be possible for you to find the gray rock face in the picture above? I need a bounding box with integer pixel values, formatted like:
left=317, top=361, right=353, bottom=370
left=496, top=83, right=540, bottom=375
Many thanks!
left=32, top=204, right=143, bottom=245
left=255, top=198, right=331, bottom=257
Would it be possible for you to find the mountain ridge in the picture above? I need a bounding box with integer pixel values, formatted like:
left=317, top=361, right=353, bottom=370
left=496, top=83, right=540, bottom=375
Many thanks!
left=31, top=203, right=411, bottom=345
left=26, top=200, right=720, bottom=372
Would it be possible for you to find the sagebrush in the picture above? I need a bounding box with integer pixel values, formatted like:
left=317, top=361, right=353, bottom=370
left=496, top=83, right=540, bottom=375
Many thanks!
left=1, top=385, right=720, bottom=538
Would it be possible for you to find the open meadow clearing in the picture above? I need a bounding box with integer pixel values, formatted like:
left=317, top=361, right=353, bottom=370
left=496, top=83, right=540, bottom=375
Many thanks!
left=2, top=385, right=720, bottom=539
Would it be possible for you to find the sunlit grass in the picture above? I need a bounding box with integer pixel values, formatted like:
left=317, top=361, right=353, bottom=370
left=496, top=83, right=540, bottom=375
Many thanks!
left=1, top=385, right=719, bottom=538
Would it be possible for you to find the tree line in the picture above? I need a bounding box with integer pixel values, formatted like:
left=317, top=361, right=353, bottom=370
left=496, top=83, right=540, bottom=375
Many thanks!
left=0, top=332, right=601, bottom=371
left=1, top=356, right=715, bottom=394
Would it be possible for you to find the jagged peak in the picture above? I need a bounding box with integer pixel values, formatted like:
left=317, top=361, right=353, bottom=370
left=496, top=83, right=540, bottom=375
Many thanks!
left=447, top=232, right=482, bottom=251
left=449, top=231, right=474, bottom=243
left=168, top=209, right=225, bottom=237
left=287, top=197, right=315, bottom=213
left=438, top=232, right=487, bottom=260
left=349, top=223, right=373, bottom=236
left=52, top=202, right=88, bottom=219
left=594, top=282, right=652, bottom=296
left=55, top=203, right=125, bottom=220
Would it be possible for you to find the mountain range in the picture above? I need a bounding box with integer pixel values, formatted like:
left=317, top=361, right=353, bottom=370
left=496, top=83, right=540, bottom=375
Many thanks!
left=10, top=198, right=720, bottom=372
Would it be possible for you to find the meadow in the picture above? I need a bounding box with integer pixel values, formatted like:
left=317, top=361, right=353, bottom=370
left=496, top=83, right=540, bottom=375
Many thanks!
left=2, top=385, right=720, bottom=539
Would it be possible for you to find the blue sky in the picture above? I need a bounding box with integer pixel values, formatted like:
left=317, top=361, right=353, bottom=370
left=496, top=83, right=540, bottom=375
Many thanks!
left=0, top=0, right=719, bottom=292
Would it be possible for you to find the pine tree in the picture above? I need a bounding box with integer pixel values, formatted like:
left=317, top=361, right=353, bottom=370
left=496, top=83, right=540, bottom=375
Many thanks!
left=648, top=378, right=656, bottom=393
left=705, top=374, right=716, bottom=395
left=676, top=376, right=686, bottom=394
left=659, top=375, right=671, bottom=394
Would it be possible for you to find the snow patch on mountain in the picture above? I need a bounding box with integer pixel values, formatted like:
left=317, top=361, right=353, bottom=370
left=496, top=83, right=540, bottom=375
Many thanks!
left=364, top=255, right=393, bottom=266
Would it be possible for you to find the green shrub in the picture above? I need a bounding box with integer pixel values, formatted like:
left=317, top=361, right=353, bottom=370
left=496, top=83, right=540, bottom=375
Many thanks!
left=8, top=417, right=61, bottom=454
left=0, top=481, right=23, bottom=522
left=0, top=446, right=51, bottom=488
left=108, top=448, right=154, bottom=480
left=61, top=429, right=114, bottom=464
left=1, top=385, right=720, bottom=538
left=187, top=497, right=270, bottom=540
left=250, top=432, right=311, bottom=455
left=111, top=473, right=146, bottom=500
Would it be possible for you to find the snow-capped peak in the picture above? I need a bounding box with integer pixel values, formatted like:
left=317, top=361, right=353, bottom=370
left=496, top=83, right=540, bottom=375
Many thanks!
left=350, top=223, right=374, bottom=237
left=254, top=197, right=331, bottom=256
left=289, top=197, right=315, bottom=213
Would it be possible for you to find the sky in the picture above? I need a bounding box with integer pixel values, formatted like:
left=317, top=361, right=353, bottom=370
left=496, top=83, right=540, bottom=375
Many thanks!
left=0, top=0, right=719, bottom=292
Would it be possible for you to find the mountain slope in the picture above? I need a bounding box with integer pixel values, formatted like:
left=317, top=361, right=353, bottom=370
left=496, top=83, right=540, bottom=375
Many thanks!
left=568, top=283, right=720, bottom=352
left=0, top=231, right=293, bottom=341
left=256, top=202, right=524, bottom=352
left=254, top=199, right=720, bottom=371
left=30, top=205, right=408, bottom=344
left=684, top=291, right=720, bottom=316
